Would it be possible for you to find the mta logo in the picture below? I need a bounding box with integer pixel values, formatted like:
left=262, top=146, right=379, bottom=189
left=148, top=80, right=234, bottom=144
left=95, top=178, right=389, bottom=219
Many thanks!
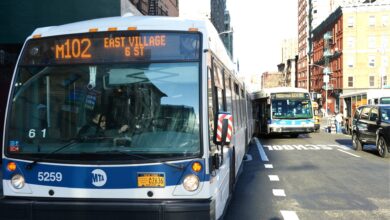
left=91, top=169, right=107, bottom=187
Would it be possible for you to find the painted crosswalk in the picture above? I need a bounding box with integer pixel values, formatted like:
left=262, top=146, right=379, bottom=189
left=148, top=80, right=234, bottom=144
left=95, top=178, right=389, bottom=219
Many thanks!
left=263, top=144, right=352, bottom=151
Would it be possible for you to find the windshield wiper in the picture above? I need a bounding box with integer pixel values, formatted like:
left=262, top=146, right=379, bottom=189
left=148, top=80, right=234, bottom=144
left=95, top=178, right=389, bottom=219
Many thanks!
left=25, top=137, right=85, bottom=170
left=95, top=150, right=185, bottom=170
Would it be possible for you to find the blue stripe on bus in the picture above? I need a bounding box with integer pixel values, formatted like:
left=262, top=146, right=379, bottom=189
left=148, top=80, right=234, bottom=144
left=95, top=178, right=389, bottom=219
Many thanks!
left=2, top=159, right=208, bottom=189
left=270, top=119, right=314, bottom=125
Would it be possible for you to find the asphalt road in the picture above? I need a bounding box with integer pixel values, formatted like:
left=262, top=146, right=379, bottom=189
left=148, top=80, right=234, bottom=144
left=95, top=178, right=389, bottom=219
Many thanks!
left=224, top=131, right=390, bottom=220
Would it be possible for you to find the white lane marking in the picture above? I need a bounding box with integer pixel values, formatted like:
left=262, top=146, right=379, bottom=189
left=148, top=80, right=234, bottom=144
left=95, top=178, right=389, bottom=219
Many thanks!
left=337, top=149, right=361, bottom=158
left=264, top=164, right=273, bottom=169
left=331, top=144, right=352, bottom=151
left=281, top=210, right=300, bottom=220
left=273, top=189, right=286, bottom=197
left=268, top=175, right=280, bottom=181
left=254, top=137, right=269, bottom=161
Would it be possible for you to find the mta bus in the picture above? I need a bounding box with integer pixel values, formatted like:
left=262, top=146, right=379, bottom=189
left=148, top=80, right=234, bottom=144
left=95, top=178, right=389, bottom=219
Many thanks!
left=0, top=16, right=253, bottom=220
left=252, top=87, right=315, bottom=137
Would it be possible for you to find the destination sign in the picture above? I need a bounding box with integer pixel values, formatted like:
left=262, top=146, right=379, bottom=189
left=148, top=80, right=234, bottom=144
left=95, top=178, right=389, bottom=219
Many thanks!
left=272, top=93, right=309, bottom=99
left=21, top=31, right=201, bottom=65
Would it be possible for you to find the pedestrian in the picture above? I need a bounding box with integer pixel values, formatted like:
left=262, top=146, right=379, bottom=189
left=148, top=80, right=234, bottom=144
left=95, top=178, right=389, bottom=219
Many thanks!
left=335, top=111, right=343, bottom=133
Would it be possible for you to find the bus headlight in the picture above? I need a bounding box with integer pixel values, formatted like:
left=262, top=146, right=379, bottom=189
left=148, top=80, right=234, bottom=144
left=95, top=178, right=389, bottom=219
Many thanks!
left=11, top=174, right=25, bottom=189
left=183, top=174, right=199, bottom=192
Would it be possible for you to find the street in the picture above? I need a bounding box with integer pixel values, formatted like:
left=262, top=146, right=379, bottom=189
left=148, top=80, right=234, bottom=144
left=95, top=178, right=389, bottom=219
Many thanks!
left=225, top=129, right=390, bottom=220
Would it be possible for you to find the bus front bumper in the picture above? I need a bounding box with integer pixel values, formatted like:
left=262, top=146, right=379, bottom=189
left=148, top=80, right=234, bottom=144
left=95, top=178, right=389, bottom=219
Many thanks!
left=0, top=197, right=215, bottom=220
left=269, top=126, right=315, bottom=134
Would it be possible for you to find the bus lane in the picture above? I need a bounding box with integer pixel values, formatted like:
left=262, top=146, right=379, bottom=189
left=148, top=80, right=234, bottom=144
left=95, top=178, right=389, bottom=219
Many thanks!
left=225, top=132, right=390, bottom=220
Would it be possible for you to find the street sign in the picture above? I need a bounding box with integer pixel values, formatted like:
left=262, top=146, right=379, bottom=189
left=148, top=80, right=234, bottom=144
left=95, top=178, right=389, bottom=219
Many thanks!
left=322, top=84, right=333, bottom=90
left=323, top=75, right=329, bottom=83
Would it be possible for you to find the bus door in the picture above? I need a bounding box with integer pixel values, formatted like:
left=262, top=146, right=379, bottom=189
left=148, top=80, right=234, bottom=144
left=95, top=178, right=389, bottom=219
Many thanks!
left=257, top=98, right=269, bottom=135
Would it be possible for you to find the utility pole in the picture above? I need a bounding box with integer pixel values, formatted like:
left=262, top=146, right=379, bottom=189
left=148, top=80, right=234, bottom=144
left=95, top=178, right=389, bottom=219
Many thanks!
left=323, top=31, right=333, bottom=115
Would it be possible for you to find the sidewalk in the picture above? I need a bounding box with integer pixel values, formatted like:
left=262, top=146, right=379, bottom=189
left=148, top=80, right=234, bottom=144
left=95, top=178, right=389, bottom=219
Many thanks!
left=319, top=116, right=349, bottom=135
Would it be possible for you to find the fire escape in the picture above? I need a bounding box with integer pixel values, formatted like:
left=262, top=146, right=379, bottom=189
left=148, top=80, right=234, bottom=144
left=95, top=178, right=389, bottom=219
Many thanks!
left=148, top=0, right=157, bottom=15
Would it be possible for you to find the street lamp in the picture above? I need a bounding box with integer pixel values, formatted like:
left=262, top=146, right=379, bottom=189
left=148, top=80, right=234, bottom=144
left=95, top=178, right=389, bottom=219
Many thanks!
left=309, top=64, right=332, bottom=117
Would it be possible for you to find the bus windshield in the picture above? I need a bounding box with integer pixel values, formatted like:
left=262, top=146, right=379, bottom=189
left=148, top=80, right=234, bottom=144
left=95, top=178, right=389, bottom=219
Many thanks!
left=271, top=93, right=313, bottom=119
left=6, top=32, right=201, bottom=162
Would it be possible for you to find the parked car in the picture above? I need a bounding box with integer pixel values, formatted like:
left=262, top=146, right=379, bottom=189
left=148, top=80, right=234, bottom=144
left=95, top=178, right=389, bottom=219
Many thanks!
left=352, top=104, right=390, bottom=158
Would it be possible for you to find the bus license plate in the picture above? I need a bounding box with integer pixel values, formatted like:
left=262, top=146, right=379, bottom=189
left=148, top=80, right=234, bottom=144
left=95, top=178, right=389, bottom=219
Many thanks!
left=137, top=173, right=165, bottom=187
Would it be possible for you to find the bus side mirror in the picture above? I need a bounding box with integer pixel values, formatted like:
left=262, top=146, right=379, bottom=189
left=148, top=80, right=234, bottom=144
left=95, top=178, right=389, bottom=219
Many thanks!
left=214, top=112, right=233, bottom=146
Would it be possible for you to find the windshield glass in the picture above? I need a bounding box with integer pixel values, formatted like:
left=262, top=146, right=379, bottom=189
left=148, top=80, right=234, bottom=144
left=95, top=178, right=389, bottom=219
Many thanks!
left=380, top=97, right=390, bottom=104
left=271, top=97, right=313, bottom=119
left=6, top=62, right=200, bottom=161
left=380, top=107, right=390, bottom=123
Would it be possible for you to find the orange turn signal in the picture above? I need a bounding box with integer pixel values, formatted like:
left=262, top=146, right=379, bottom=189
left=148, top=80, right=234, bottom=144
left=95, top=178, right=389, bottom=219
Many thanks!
left=7, top=162, right=17, bottom=172
left=127, top=27, right=137, bottom=31
left=192, top=162, right=202, bottom=172
left=89, top=28, right=98, bottom=32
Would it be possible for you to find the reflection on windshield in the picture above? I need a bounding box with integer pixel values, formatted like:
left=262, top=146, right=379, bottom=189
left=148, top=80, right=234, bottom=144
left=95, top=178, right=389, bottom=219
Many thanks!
left=381, top=107, right=390, bottom=123
left=7, top=62, right=200, bottom=161
left=271, top=99, right=313, bottom=119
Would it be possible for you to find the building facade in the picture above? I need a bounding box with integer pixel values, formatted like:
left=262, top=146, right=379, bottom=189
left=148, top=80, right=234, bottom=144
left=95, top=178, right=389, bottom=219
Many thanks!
left=297, top=0, right=310, bottom=90
left=261, top=72, right=286, bottom=89
left=311, top=2, right=390, bottom=113
left=129, top=0, right=179, bottom=16
left=311, top=7, right=343, bottom=113
left=342, top=3, right=390, bottom=93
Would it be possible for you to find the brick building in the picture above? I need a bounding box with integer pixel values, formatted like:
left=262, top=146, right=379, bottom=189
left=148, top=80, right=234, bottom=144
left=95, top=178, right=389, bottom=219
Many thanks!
left=311, top=7, right=343, bottom=113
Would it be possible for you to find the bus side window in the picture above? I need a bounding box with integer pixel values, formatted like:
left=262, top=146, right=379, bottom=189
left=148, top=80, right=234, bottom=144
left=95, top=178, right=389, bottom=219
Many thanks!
left=213, top=64, right=224, bottom=111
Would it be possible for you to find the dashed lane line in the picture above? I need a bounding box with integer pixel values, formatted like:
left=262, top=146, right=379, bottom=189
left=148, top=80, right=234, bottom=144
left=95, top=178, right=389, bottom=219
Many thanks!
left=264, top=164, right=273, bottom=169
left=254, top=137, right=269, bottom=162
left=281, top=210, right=300, bottom=220
left=272, top=189, right=286, bottom=197
left=268, top=175, right=280, bottom=181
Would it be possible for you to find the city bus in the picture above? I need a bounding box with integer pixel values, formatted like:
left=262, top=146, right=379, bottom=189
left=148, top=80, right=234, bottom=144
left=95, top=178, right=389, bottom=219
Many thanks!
left=0, top=15, right=253, bottom=220
left=341, top=89, right=390, bottom=134
left=252, top=87, right=315, bottom=137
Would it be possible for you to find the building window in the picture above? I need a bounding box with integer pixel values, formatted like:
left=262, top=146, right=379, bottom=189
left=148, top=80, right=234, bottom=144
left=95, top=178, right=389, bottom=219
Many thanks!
left=382, top=56, right=389, bottom=67
left=369, top=15, right=375, bottom=27
left=347, top=37, right=355, bottom=48
left=384, top=76, right=388, bottom=86
left=381, top=35, right=389, bottom=48
left=368, top=56, right=376, bottom=67
left=382, top=15, right=389, bottom=26
left=348, top=76, right=353, bottom=87
left=368, top=36, right=376, bottom=49
left=348, top=16, right=354, bottom=27
left=348, top=57, right=354, bottom=68
left=369, top=76, right=375, bottom=87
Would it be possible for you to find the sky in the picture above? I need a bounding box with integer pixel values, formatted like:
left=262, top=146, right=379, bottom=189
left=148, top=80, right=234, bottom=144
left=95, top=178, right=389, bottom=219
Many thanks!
left=226, top=0, right=298, bottom=75
left=180, top=0, right=298, bottom=76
